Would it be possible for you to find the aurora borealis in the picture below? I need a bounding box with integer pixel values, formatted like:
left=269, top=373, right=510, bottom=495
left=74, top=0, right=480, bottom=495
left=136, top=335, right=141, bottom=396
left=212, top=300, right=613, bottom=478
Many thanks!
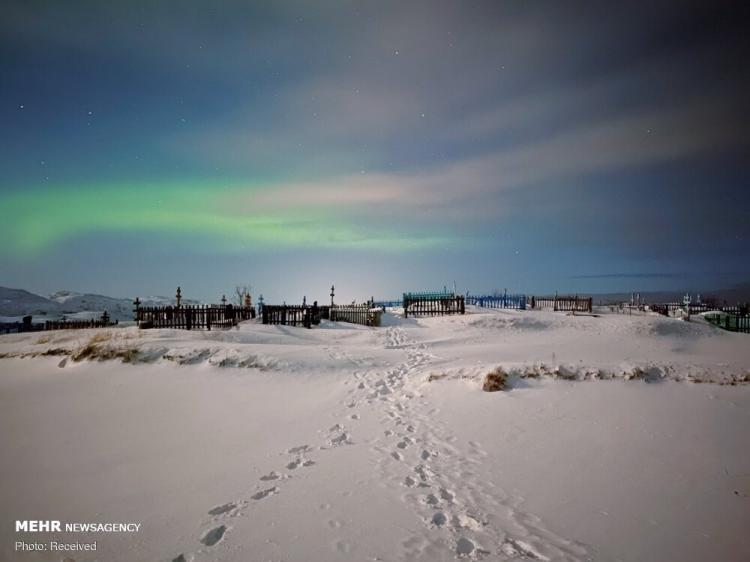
left=1, top=1, right=748, bottom=301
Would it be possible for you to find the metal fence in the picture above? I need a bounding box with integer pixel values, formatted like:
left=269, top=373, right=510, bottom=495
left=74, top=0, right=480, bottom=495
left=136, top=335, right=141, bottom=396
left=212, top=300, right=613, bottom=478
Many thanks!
left=402, top=293, right=465, bottom=318
left=329, top=305, right=383, bottom=327
left=530, top=295, right=592, bottom=313
left=45, top=318, right=119, bottom=330
left=261, top=305, right=319, bottom=328
left=136, top=305, right=255, bottom=330
left=466, top=293, right=526, bottom=310
left=705, top=313, right=750, bottom=334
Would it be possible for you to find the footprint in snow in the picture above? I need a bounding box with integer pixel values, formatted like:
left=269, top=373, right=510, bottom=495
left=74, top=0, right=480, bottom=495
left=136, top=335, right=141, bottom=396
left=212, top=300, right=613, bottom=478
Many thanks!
left=287, top=458, right=315, bottom=470
left=260, top=471, right=286, bottom=481
left=431, top=512, right=448, bottom=527
left=414, top=464, right=434, bottom=482
left=422, top=493, right=440, bottom=506
left=251, top=486, right=280, bottom=500
left=200, top=525, right=226, bottom=547
left=439, top=488, right=455, bottom=502
left=324, top=431, right=352, bottom=447
left=403, top=476, right=417, bottom=487
left=455, top=537, right=474, bottom=557
left=207, top=502, right=236, bottom=516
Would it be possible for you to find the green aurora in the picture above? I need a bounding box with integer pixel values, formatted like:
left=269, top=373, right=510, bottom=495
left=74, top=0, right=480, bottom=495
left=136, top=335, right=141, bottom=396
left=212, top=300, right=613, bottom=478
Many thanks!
left=2, top=182, right=455, bottom=256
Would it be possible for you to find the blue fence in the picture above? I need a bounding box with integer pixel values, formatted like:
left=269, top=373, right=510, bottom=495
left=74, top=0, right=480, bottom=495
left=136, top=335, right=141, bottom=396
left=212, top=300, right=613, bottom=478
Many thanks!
left=466, top=293, right=526, bottom=310
left=374, top=300, right=403, bottom=308
left=403, top=290, right=454, bottom=301
left=376, top=291, right=455, bottom=309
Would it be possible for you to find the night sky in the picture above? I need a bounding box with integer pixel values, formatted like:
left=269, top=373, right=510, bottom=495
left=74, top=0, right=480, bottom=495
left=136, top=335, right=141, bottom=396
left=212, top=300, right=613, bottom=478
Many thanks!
left=2, top=1, right=748, bottom=302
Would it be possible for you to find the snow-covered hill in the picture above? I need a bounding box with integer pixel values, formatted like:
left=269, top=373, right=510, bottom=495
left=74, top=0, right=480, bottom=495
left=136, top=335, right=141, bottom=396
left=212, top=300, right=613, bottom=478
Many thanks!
left=0, top=286, right=61, bottom=316
left=0, top=286, right=201, bottom=322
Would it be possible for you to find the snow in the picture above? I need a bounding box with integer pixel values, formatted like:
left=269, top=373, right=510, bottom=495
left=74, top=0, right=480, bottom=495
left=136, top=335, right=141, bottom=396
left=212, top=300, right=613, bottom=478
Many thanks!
left=0, top=286, right=203, bottom=323
left=0, top=307, right=748, bottom=561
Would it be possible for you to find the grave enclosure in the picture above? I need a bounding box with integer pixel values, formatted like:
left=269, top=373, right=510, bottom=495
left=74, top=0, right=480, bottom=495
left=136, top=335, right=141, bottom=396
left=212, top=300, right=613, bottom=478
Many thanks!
left=135, top=303, right=255, bottom=330
left=402, top=293, right=466, bottom=318
left=530, top=295, right=593, bottom=313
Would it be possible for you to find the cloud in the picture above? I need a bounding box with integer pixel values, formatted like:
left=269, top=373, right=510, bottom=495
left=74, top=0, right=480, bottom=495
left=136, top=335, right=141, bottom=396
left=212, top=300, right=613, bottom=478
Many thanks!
left=570, top=273, right=686, bottom=280
left=194, top=89, right=744, bottom=225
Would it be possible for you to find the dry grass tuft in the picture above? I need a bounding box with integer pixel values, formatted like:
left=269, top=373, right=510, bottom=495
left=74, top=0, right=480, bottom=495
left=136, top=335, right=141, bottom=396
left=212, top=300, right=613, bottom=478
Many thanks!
left=71, top=333, right=137, bottom=363
left=40, top=348, right=69, bottom=356
left=88, top=331, right=113, bottom=344
left=483, top=367, right=508, bottom=392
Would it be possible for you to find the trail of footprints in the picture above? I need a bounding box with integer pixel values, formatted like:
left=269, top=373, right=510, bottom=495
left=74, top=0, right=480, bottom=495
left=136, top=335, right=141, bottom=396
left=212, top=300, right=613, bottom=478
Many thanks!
left=170, top=421, right=354, bottom=561
left=366, top=327, right=590, bottom=560
left=170, top=326, right=588, bottom=561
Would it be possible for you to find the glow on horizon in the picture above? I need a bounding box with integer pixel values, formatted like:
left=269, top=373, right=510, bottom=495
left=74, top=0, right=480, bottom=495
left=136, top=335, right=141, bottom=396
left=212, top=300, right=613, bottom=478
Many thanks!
left=2, top=181, right=459, bottom=256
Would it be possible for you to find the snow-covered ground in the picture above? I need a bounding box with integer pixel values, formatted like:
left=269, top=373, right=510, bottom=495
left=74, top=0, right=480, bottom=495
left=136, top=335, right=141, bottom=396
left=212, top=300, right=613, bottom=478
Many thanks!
left=0, top=307, right=748, bottom=561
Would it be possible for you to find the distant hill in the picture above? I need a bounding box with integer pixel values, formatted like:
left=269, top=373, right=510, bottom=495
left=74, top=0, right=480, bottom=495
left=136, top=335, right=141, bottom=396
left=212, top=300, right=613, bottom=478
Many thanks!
left=0, top=287, right=60, bottom=316
left=0, top=287, right=201, bottom=322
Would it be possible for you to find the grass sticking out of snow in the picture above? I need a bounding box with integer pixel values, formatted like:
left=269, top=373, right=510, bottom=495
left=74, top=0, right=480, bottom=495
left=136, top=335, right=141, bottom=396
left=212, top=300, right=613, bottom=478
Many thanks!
left=482, top=367, right=508, bottom=391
